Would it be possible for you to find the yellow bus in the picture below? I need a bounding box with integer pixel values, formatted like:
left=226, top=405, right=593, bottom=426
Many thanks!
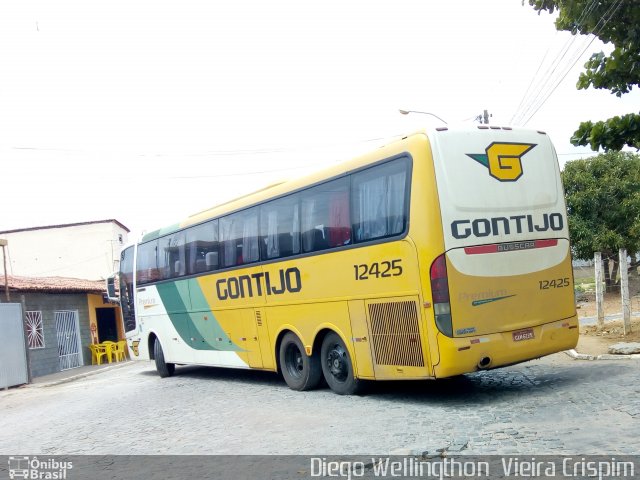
left=110, top=126, right=578, bottom=394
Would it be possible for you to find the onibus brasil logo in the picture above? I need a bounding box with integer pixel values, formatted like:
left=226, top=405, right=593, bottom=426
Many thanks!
left=467, top=142, right=536, bottom=182
left=8, top=456, right=73, bottom=479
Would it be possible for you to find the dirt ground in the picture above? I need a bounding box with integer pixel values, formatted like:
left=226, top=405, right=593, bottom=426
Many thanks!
left=577, top=318, right=640, bottom=355
left=575, top=289, right=640, bottom=356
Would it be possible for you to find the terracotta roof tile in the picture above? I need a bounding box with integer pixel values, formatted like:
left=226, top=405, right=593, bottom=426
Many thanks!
left=0, top=275, right=106, bottom=294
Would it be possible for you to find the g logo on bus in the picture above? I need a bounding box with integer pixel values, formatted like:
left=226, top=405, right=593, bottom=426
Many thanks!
left=467, top=142, right=536, bottom=182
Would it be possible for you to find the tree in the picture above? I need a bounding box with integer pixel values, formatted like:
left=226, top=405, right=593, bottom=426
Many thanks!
left=562, top=151, right=640, bottom=287
left=528, top=0, right=640, bottom=151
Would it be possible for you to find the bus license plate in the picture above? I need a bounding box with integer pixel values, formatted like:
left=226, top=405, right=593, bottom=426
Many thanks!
left=513, top=328, right=534, bottom=342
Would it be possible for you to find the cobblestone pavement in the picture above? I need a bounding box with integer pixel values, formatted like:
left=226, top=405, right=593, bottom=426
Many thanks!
left=1, top=353, right=638, bottom=455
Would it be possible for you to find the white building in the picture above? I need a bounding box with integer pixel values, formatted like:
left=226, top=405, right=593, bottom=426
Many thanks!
left=0, top=219, right=129, bottom=280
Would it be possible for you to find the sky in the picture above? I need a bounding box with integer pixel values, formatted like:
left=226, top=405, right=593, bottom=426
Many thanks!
left=1, top=0, right=638, bottom=241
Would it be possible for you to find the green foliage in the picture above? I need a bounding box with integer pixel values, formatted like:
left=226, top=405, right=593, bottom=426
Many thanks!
left=561, top=151, right=640, bottom=261
left=528, top=0, right=640, bottom=151
left=571, top=113, right=640, bottom=151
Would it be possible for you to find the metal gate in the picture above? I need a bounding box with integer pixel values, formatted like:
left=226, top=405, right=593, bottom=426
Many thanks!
left=0, top=303, right=29, bottom=388
left=55, top=310, right=83, bottom=370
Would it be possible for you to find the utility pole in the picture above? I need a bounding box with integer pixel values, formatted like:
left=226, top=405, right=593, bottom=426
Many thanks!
left=0, top=238, right=9, bottom=302
left=475, top=109, right=492, bottom=124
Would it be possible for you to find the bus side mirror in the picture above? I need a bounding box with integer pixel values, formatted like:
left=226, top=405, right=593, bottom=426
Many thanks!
left=106, top=275, right=119, bottom=302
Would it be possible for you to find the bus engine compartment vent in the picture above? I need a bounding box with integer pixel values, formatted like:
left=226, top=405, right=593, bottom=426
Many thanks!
left=367, top=300, right=424, bottom=367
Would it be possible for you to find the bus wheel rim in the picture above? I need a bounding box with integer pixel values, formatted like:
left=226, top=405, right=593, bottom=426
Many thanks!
left=327, top=344, right=348, bottom=382
left=285, top=343, right=304, bottom=379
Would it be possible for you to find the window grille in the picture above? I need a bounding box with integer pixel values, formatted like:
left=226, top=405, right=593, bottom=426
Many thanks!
left=25, top=311, right=45, bottom=349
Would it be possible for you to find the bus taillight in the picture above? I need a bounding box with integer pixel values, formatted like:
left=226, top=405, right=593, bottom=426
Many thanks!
left=430, top=254, right=453, bottom=337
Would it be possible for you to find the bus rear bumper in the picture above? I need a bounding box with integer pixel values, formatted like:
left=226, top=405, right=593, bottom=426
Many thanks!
left=433, top=316, right=579, bottom=378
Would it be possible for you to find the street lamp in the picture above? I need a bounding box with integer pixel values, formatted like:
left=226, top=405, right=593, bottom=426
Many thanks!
left=0, top=238, right=8, bottom=302
left=398, top=109, right=448, bottom=125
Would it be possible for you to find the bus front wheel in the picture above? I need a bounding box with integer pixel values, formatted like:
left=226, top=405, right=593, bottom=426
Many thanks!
left=321, top=332, right=361, bottom=395
left=154, top=338, right=175, bottom=378
left=279, top=332, right=322, bottom=391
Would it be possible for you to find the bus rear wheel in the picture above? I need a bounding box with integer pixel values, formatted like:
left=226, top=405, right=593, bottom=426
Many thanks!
left=279, top=332, right=322, bottom=391
left=154, top=338, right=175, bottom=378
left=321, top=332, right=361, bottom=395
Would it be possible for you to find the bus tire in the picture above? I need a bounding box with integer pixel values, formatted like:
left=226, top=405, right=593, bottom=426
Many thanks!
left=279, top=332, right=322, bottom=391
left=154, top=338, right=175, bottom=378
left=321, top=332, right=361, bottom=395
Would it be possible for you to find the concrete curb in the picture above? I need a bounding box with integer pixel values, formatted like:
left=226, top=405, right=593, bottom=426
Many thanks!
left=30, top=361, right=134, bottom=388
left=564, top=349, right=640, bottom=361
left=578, top=311, right=640, bottom=325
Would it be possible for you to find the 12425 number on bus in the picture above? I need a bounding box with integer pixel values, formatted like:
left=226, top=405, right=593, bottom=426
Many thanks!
left=354, top=260, right=403, bottom=281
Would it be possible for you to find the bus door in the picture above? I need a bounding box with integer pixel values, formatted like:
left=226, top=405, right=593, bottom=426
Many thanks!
left=118, top=246, right=142, bottom=356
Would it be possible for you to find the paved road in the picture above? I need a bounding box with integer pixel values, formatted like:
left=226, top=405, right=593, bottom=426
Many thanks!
left=1, top=354, right=639, bottom=455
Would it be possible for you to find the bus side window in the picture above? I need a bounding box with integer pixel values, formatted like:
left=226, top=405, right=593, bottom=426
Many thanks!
left=220, top=208, right=259, bottom=268
left=220, top=215, right=237, bottom=268
left=205, top=251, right=219, bottom=270
left=260, top=193, right=301, bottom=260
left=301, top=177, right=350, bottom=253
left=352, top=157, right=409, bottom=243
left=327, top=189, right=351, bottom=247
left=185, top=219, right=219, bottom=275
left=303, top=228, right=327, bottom=252
left=136, top=240, right=159, bottom=284
left=158, top=232, right=186, bottom=279
left=241, top=208, right=259, bottom=264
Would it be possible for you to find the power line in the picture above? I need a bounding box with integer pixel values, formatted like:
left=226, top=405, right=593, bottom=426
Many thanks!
left=510, top=29, right=560, bottom=125
left=2, top=135, right=392, bottom=159
left=514, top=33, right=587, bottom=124
left=520, top=36, right=594, bottom=126
left=517, top=0, right=624, bottom=126
left=511, top=0, right=612, bottom=126
left=512, top=0, right=600, bottom=124
left=171, top=162, right=338, bottom=179
left=522, top=0, right=623, bottom=125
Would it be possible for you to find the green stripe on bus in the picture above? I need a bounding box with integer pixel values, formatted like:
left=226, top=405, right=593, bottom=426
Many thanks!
left=155, top=281, right=240, bottom=352
left=188, top=278, right=242, bottom=351
left=155, top=281, right=191, bottom=345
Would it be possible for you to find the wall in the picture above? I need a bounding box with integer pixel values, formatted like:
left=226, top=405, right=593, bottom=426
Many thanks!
left=19, top=292, right=92, bottom=378
left=1, top=222, right=128, bottom=280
